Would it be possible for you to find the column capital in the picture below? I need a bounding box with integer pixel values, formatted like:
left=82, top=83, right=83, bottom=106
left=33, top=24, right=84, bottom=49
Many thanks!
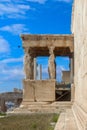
left=30, top=52, right=37, bottom=58
left=24, top=47, right=30, bottom=54
left=48, top=46, right=55, bottom=54
left=24, top=47, right=36, bottom=58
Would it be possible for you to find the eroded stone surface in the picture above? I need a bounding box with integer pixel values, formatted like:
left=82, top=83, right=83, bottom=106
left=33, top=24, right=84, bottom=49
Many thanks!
left=21, top=34, right=74, bottom=105
left=22, top=80, right=55, bottom=103
left=72, top=0, right=87, bottom=129
left=54, top=109, right=78, bottom=130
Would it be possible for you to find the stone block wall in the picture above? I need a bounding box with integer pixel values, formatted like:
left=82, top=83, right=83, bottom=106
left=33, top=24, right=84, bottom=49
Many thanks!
left=72, top=0, right=87, bottom=129
left=22, top=80, right=55, bottom=102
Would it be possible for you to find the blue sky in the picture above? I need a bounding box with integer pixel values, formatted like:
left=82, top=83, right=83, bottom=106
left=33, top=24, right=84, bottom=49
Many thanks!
left=0, top=0, right=73, bottom=92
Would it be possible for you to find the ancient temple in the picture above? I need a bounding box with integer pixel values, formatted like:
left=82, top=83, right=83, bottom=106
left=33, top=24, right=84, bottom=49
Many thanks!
left=21, top=35, right=74, bottom=104
left=17, top=0, right=87, bottom=129
left=72, top=0, right=87, bottom=129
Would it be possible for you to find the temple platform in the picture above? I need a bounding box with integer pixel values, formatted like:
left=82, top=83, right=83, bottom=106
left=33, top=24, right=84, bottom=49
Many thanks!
left=7, top=102, right=72, bottom=114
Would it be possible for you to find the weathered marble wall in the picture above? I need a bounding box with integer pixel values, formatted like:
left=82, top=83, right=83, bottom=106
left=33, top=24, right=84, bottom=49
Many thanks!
left=72, top=0, right=87, bottom=129
left=22, top=80, right=55, bottom=103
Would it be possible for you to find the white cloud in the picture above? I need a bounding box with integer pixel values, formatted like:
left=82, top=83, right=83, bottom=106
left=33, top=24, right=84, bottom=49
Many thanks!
left=0, top=36, right=10, bottom=53
left=56, top=0, right=72, bottom=3
left=0, top=0, right=10, bottom=1
left=0, top=0, right=72, bottom=19
left=27, top=0, right=47, bottom=4
left=0, top=56, right=24, bottom=82
left=0, top=1, right=31, bottom=18
left=1, top=57, right=23, bottom=63
left=41, top=65, right=48, bottom=73
left=0, top=24, right=29, bottom=35
left=2, top=68, right=24, bottom=77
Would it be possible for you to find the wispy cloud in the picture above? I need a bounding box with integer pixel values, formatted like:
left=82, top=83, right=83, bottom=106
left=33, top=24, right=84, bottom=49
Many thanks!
left=0, top=24, right=29, bottom=35
left=55, top=0, right=72, bottom=3
left=0, top=0, right=11, bottom=1
left=0, top=0, right=47, bottom=19
left=0, top=0, right=73, bottom=19
left=2, top=68, right=24, bottom=77
left=1, top=56, right=23, bottom=63
left=0, top=56, right=24, bottom=82
left=0, top=1, right=31, bottom=19
left=27, top=0, right=47, bottom=4
left=0, top=36, right=10, bottom=53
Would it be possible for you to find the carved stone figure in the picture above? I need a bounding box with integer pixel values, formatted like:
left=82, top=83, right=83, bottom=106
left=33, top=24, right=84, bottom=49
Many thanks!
left=48, top=47, right=56, bottom=79
left=24, top=48, right=33, bottom=79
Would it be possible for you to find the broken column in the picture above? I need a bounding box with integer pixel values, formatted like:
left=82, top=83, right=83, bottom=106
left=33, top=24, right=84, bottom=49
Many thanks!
left=48, top=47, right=56, bottom=79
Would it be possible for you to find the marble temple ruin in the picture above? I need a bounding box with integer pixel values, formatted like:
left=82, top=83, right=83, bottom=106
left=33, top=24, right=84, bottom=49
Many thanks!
left=21, top=35, right=74, bottom=104
left=14, top=0, right=87, bottom=129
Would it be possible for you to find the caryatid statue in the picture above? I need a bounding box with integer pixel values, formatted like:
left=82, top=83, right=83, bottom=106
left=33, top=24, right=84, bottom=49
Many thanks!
left=48, top=47, right=56, bottom=79
left=24, top=48, right=33, bottom=79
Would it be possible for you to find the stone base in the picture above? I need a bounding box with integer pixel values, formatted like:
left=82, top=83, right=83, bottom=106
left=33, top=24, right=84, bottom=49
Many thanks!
left=22, top=79, right=55, bottom=102
left=9, top=102, right=72, bottom=114
left=72, top=103, right=87, bottom=130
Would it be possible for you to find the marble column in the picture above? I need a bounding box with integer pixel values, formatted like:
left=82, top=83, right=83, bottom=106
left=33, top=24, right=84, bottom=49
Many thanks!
left=34, top=58, right=37, bottom=80
left=40, top=65, right=42, bottom=80
left=48, top=47, right=56, bottom=79
left=37, top=64, right=42, bottom=80
left=70, top=57, right=74, bottom=83
left=71, top=83, right=75, bottom=102
left=70, top=56, right=74, bottom=102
